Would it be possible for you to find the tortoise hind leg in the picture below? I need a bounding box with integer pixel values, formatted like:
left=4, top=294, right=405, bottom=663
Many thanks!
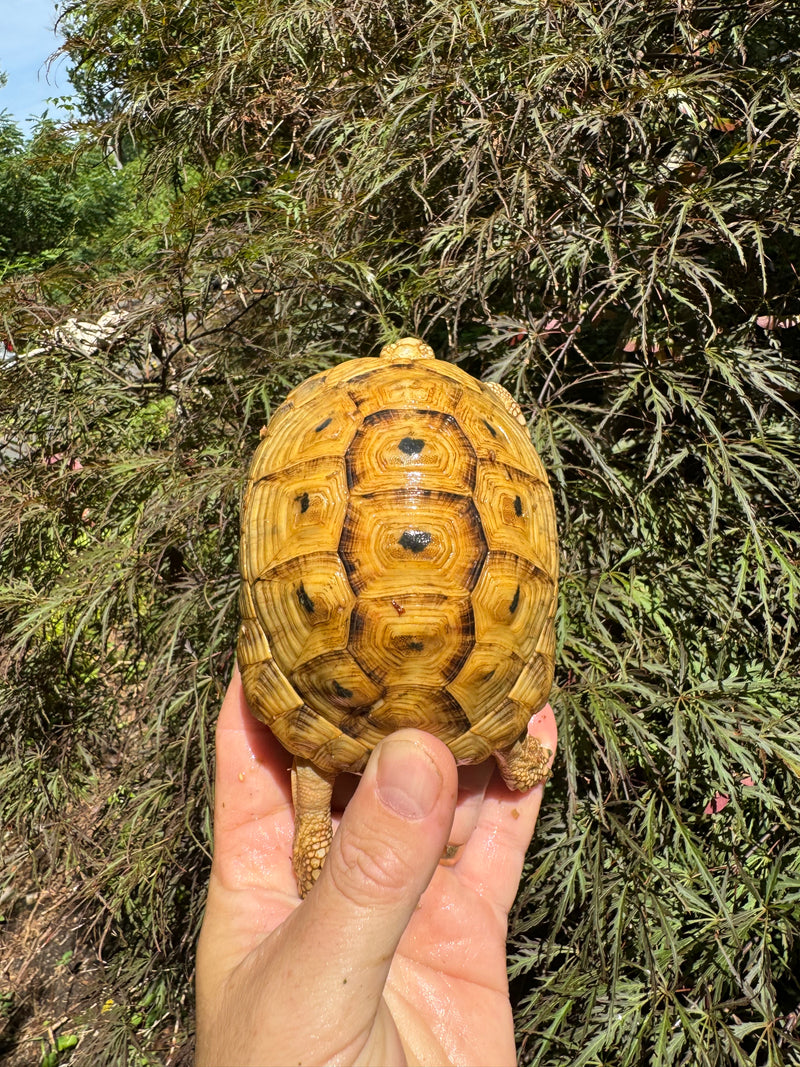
left=291, top=757, right=336, bottom=897
left=493, top=730, right=551, bottom=792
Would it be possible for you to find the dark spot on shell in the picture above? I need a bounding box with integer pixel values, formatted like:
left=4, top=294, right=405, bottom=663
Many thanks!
left=509, top=584, right=521, bottom=614
left=332, top=680, right=353, bottom=699
left=297, top=491, right=310, bottom=513
left=297, top=583, right=315, bottom=613
left=315, top=417, right=332, bottom=432
left=513, top=495, right=523, bottom=517
left=483, top=419, right=498, bottom=438
left=484, top=668, right=496, bottom=680
left=398, top=530, right=432, bottom=553
left=398, top=436, right=425, bottom=455
left=407, top=640, right=424, bottom=652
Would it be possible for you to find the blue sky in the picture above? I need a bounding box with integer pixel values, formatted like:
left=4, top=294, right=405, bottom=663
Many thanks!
left=0, top=0, right=74, bottom=132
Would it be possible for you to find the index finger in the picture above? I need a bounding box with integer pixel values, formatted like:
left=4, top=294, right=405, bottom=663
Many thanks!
left=455, top=704, right=558, bottom=915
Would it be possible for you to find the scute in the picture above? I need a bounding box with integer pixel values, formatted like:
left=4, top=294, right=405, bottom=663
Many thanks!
left=473, top=462, right=558, bottom=575
left=450, top=696, right=530, bottom=760
left=241, top=457, right=348, bottom=579
left=237, top=580, right=273, bottom=667
left=345, top=361, right=467, bottom=415
left=239, top=657, right=304, bottom=723
left=349, top=593, right=473, bottom=689
left=455, top=390, right=548, bottom=480
left=253, top=381, right=360, bottom=473
left=290, top=649, right=384, bottom=730
left=446, top=643, right=526, bottom=724
left=340, top=489, right=487, bottom=597
left=346, top=409, right=476, bottom=495
left=369, top=685, right=471, bottom=740
left=252, top=552, right=354, bottom=672
left=508, top=656, right=553, bottom=710
left=269, top=699, right=346, bottom=765
left=471, top=551, right=555, bottom=663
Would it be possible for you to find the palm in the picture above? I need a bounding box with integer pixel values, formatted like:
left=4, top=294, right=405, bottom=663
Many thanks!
left=197, top=670, right=555, bottom=1066
left=383, top=867, right=518, bottom=1065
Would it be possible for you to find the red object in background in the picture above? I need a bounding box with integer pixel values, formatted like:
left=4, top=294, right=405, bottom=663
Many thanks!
left=45, top=453, right=84, bottom=470
left=704, top=776, right=755, bottom=814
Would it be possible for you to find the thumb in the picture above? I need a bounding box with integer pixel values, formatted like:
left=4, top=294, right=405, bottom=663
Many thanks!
left=286, top=729, right=458, bottom=1044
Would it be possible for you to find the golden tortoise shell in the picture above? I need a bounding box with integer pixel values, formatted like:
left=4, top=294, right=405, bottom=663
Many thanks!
left=238, top=338, right=558, bottom=777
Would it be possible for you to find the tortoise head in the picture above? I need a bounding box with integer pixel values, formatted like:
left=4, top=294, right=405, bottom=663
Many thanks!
left=379, top=337, right=435, bottom=362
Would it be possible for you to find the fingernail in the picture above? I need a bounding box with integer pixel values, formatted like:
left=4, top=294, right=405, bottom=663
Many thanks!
left=376, top=738, right=442, bottom=820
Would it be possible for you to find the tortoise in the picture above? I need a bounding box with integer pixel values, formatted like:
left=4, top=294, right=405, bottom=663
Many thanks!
left=237, top=337, right=558, bottom=896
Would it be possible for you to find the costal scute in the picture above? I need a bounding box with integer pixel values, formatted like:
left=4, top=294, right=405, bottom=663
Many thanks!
left=238, top=337, right=558, bottom=896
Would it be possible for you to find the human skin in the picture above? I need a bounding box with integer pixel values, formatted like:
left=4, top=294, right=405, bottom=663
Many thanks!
left=195, top=667, right=558, bottom=1066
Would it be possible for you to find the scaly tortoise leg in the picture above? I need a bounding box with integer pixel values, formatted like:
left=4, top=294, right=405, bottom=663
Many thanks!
left=441, top=737, right=551, bottom=868
left=493, top=730, right=551, bottom=792
left=291, top=757, right=336, bottom=897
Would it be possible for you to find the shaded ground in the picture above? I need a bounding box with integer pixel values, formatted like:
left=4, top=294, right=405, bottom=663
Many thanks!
left=0, top=832, right=192, bottom=1067
left=1, top=838, right=101, bottom=1067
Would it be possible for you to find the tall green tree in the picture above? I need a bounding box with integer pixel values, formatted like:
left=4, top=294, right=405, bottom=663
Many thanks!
left=2, top=1, right=799, bottom=1063
left=0, top=112, right=137, bottom=276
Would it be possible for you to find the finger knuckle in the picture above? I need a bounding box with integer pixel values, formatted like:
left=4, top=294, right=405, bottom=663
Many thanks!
left=331, top=824, right=415, bottom=906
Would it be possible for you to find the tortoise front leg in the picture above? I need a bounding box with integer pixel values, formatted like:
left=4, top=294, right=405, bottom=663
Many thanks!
left=291, top=757, right=336, bottom=897
left=493, top=730, right=551, bottom=792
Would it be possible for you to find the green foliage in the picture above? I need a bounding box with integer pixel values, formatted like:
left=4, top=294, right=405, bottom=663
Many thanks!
left=0, top=114, right=117, bottom=274
left=40, top=1032, right=79, bottom=1067
left=0, top=111, right=173, bottom=282
left=2, top=0, right=800, bottom=1063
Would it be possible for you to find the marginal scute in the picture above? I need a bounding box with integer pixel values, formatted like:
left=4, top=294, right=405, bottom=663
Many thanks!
left=237, top=581, right=274, bottom=667
left=312, top=732, right=372, bottom=775
left=240, top=658, right=304, bottom=727
left=464, top=695, right=531, bottom=751
left=447, top=728, right=495, bottom=764
left=508, top=657, right=553, bottom=713
left=346, top=362, right=465, bottom=416
left=536, top=612, right=558, bottom=659
left=270, top=700, right=343, bottom=762
left=286, top=371, right=329, bottom=408
left=237, top=616, right=273, bottom=668
left=485, top=380, right=527, bottom=426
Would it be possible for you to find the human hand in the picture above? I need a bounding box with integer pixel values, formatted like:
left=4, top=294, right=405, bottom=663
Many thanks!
left=195, top=666, right=557, bottom=1066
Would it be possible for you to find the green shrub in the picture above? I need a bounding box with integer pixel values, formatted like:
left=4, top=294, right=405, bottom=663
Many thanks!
left=1, top=0, right=799, bottom=1062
